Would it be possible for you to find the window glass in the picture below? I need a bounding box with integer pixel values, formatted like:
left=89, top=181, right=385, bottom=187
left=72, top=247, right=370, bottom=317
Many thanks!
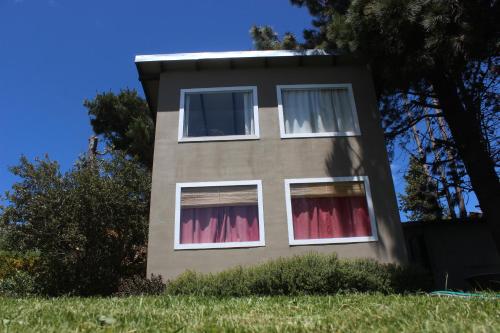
left=183, top=90, right=255, bottom=137
left=179, top=185, right=260, bottom=245
left=281, top=87, right=356, bottom=134
left=289, top=181, right=372, bottom=240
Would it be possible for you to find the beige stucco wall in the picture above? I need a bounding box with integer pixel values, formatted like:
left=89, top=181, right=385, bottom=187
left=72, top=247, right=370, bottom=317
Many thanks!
left=147, top=65, right=407, bottom=279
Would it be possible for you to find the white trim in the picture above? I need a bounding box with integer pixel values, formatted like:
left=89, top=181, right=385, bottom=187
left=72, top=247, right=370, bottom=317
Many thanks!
left=284, top=176, right=378, bottom=246
left=178, top=86, right=260, bottom=143
left=174, top=180, right=265, bottom=250
left=135, top=50, right=332, bottom=63
left=276, top=84, right=362, bottom=139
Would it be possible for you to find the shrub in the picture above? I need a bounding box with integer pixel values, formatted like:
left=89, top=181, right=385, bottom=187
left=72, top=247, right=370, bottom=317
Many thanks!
left=165, top=253, right=433, bottom=297
left=115, top=274, right=166, bottom=296
left=0, top=270, right=37, bottom=297
left=202, top=267, right=250, bottom=297
left=0, top=251, right=39, bottom=297
left=387, top=264, right=435, bottom=293
left=336, top=259, right=393, bottom=293
left=0, top=154, right=151, bottom=296
left=0, top=251, right=39, bottom=280
left=248, top=253, right=338, bottom=295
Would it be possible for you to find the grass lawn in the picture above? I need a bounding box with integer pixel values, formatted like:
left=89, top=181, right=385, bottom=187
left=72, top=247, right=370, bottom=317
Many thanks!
left=0, top=294, right=499, bottom=332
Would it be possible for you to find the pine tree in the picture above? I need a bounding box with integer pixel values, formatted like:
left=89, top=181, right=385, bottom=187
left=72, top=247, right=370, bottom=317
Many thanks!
left=252, top=0, right=499, bottom=247
left=400, top=156, right=443, bottom=221
left=84, top=89, right=155, bottom=169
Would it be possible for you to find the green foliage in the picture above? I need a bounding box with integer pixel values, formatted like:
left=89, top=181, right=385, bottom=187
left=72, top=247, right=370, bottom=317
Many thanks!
left=0, top=153, right=151, bottom=296
left=252, top=1, right=500, bottom=228
left=0, top=251, right=39, bottom=280
left=84, top=89, right=155, bottom=169
left=289, top=0, right=498, bottom=93
left=166, top=253, right=433, bottom=297
left=250, top=25, right=299, bottom=50
left=0, top=251, right=39, bottom=297
left=399, top=156, right=443, bottom=221
left=249, top=254, right=339, bottom=295
left=0, top=270, right=37, bottom=298
left=115, top=274, right=166, bottom=296
left=387, top=263, right=435, bottom=294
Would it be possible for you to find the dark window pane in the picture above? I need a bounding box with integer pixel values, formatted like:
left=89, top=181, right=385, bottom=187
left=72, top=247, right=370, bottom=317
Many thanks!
left=184, top=91, right=254, bottom=137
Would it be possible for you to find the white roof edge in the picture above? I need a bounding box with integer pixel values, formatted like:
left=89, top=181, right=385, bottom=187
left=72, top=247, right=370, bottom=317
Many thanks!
left=135, top=49, right=332, bottom=63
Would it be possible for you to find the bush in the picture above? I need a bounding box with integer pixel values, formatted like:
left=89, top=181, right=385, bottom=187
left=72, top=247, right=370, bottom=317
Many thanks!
left=0, top=251, right=39, bottom=297
left=0, top=251, right=39, bottom=280
left=0, top=154, right=151, bottom=296
left=115, top=274, right=166, bottom=296
left=248, top=253, right=339, bottom=295
left=387, top=264, right=435, bottom=293
left=166, top=253, right=433, bottom=297
left=0, top=270, right=37, bottom=297
left=336, top=259, right=393, bottom=293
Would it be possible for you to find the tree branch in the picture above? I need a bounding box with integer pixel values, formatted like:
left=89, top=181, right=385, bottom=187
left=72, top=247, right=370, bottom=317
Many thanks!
left=409, top=100, right=441, bottom=109
left=386, top=113, right=443, bottom=139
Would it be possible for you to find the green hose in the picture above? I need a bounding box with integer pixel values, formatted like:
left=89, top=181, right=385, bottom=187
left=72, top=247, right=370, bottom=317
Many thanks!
left=430, top=290, right=500, bottom=298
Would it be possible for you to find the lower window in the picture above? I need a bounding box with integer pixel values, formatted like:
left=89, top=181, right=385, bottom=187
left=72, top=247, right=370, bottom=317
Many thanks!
left=284, top=177, right=377, bottom=245
left=174, top=180, right=265, bottom=249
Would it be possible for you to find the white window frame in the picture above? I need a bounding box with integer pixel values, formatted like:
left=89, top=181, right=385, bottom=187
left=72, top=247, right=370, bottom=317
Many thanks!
left=284, top=176, right=378, bottom=246
left=276, top=83, right=361, bottom=139
left=178, top=86, right=260, bottom=142
left=174, top=180, right=265, bottom=250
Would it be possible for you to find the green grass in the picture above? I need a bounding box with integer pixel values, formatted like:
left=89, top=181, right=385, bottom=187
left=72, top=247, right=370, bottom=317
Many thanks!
left=0, top=294, right=498, bottom=332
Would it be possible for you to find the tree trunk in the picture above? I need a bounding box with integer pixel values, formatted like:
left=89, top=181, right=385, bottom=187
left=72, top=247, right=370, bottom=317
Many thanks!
left=404, top=102, right=442, bottom=216
left=436, top=116, right=467, bottom=218
left=404, top=98, right=432, bottom=177
left=88, top=136, right=98, bottom=160
left=425, top=114, right=456, bottom=218
left=431, top=74, right=500, bottom=252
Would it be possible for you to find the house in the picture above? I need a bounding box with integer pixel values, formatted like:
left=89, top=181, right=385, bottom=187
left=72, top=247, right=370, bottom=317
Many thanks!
left=135, top=50, right=407, bottom=279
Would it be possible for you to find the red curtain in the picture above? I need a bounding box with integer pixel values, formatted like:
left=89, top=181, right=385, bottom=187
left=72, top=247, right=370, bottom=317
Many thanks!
left=292, top=196, right=371, bottom=240
left=180, top=205, right=260, bottom=244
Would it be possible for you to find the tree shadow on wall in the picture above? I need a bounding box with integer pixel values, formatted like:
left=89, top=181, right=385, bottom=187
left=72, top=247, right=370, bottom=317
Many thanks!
left=324, top=136, right=407, bottom=263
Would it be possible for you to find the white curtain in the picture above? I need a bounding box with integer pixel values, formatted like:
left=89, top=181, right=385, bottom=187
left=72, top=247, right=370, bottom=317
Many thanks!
left=282, top=88, right=355, bottom=134
left=183, top=94, right=191, bottom=135
left=242, top=91, right=254, bottom=135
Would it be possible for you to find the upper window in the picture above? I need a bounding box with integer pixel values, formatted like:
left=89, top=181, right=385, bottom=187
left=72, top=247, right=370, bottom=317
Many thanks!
left=284, top=176, right=377, bottom=245
left=174, top=180, right=265, bottom=250
left=178, top=87, right=259, bottom=142
left=277, top=84, right=360, bottom=138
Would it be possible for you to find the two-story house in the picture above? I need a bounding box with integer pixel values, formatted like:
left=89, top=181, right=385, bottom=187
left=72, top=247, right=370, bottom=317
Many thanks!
left=135, top=50, right=407, bottom=279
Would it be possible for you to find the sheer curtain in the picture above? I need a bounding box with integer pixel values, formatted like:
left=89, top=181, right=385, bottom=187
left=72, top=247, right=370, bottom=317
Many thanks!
left=183, top=94, right=191, bottom=135
left=282, top=88, right=355, bottom=134
left=242, top=92, right=255, bottom=135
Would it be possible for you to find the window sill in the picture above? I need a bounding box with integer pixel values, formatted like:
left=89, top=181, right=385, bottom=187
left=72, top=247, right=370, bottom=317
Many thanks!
left=280, top=131, right=361, bottom=139
left=178, top=135, right=260, bottom=143
left=289, top=236, right=378, bottom=246
left=174, top=240, right=265, bottom=250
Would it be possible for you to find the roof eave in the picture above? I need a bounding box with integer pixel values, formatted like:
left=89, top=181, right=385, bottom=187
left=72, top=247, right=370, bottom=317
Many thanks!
left=134, top=49, right=333, bottom=64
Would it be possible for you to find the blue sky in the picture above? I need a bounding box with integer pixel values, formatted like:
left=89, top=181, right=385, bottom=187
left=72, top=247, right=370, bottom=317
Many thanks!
left=0, top=0, right=478, bottom=219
